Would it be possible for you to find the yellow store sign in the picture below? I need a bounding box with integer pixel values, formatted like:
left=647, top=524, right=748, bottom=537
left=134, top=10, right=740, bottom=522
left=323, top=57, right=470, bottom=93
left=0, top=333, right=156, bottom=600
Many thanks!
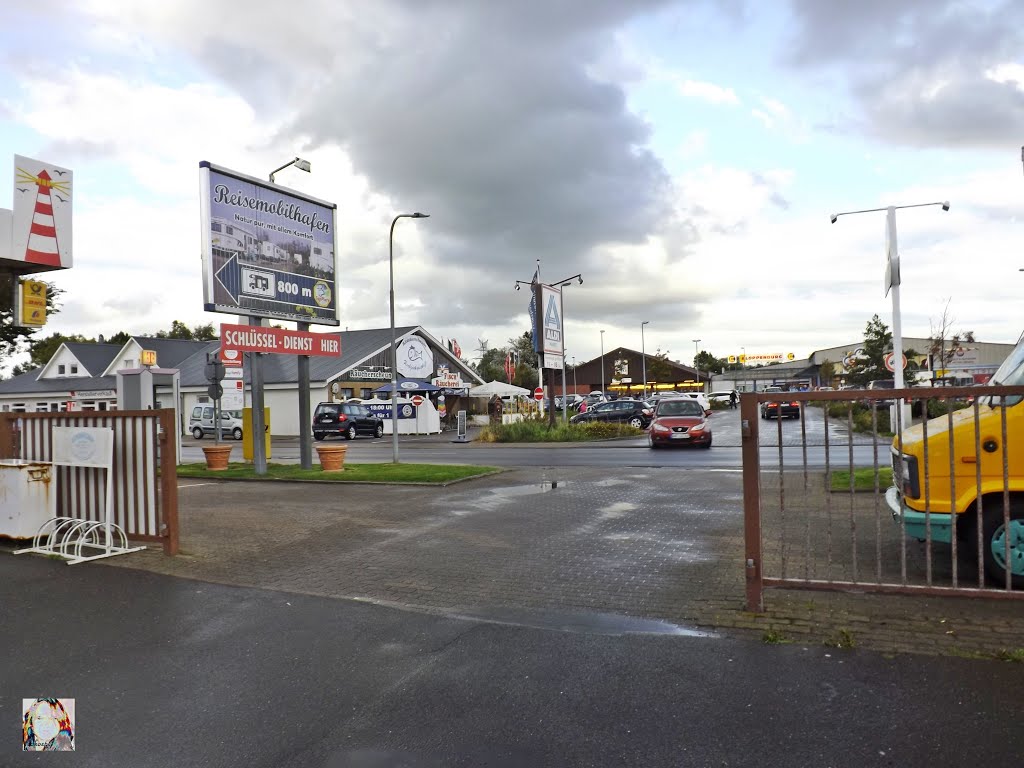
left=19, top=280, right=47, bottom=327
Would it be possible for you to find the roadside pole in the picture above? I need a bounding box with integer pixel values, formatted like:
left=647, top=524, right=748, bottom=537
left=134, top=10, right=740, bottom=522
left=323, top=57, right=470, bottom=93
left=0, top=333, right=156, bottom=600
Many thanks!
left=249, top=316, right=267, bottom=475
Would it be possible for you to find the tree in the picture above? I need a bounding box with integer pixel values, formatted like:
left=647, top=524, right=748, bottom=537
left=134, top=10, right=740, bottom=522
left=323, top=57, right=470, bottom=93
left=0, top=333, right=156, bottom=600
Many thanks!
left=928, top=299, right=974, bottom=376
left=818, top=359, right=836, bottom=388
left=694, top=350, right=723, bottom=375
left=0, top=280, right=64, bottom=367
left=845, top=314, right=892, bottom=386
left=154, top=320, right=218, bottom=341
left=647, top=348, right=672, bottom=383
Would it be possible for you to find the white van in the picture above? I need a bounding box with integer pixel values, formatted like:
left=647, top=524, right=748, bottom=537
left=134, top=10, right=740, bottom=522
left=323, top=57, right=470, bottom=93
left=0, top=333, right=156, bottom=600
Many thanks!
left=189, top=405, right=243, bottom=440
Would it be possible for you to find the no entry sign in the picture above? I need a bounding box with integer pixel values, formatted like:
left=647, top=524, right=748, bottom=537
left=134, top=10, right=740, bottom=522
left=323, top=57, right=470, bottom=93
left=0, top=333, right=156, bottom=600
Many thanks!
left=534, top=387, right=544, bottom=401
left=411, top=395, right=425, bottom=406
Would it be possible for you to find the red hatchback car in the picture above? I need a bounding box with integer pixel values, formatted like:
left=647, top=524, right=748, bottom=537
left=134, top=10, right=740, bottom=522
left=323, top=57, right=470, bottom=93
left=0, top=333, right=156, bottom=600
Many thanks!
left=648, top=398, right=712, bottom=449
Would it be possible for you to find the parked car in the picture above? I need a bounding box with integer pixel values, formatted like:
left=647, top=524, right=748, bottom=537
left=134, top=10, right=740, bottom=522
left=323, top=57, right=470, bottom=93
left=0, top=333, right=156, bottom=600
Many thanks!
left=648, top=397, right=712, bottom=449
left=570, top=398, right=653, bottom=429
left=760, top=387, right=801, bottom=419
left=312, top=402, right=384, bottom=440
left=189, top=405, right=243, bottom=440
left=866, top=379, right=895, bottom=406
left=555, top=394, right=584, bottom=410
left=708, top=391, right=737, bottom=404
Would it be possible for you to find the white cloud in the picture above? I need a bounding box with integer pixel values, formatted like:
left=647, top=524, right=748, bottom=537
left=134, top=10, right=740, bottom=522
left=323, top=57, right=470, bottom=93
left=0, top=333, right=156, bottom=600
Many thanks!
left=676, top=78, right=740, bottom=105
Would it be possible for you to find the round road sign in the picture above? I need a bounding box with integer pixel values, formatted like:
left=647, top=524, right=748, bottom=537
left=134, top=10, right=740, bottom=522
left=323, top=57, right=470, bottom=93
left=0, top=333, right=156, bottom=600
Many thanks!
left=534, top=387, right=544, bottom=401
left=411, top=394, right=425, bottom=407
left=884, top=352, right=907, bottom=372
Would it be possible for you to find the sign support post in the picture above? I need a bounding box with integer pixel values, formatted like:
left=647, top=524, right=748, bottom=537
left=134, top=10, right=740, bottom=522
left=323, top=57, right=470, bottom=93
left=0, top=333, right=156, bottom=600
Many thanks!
left=249, top=316, right=267, bottom=475
left=297, top=321, right=313, bottom=470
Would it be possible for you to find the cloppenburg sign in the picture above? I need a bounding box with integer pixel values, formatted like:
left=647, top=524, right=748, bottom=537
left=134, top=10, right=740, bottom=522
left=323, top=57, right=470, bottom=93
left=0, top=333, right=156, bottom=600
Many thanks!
left=220, top=323, right=342, bottom=356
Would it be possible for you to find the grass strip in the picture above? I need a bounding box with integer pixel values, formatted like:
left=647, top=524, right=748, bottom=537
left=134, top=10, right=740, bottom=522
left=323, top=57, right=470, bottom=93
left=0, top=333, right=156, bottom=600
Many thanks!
left=177, top=462, right=502, bottom=484
left=829, top=466, right=893, bottom=492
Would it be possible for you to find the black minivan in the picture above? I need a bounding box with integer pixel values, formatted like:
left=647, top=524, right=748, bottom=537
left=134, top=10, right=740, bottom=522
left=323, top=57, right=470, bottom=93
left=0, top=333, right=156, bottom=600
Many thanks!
left=312, top=402, right=385, bottom=440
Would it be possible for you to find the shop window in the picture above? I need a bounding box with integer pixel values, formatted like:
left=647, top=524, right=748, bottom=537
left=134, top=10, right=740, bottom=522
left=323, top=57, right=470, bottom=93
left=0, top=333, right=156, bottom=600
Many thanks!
left=340, top=388, right=354, bottom=399
left=360, top=388, right=373, bottom=399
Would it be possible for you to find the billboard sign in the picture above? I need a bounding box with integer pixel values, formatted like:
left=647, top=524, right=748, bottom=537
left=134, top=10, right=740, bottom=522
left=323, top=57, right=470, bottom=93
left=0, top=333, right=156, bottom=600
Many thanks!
left=220, top=323, right=342, bottom=357
left=538, top=284, right=563, bottom=357
left=10, top=155, right=73, bottom=272
left=199, top=162, right=338, bottom=325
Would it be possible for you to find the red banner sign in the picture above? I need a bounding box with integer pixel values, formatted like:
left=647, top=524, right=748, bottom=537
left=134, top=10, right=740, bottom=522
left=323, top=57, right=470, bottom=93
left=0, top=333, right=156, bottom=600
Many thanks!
left=220, top=323, right=342, bottom=357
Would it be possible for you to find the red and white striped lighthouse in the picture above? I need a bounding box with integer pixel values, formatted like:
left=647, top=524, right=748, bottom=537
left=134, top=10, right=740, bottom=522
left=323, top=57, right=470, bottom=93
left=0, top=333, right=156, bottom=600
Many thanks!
left=24, top=170, right=62, bottom=267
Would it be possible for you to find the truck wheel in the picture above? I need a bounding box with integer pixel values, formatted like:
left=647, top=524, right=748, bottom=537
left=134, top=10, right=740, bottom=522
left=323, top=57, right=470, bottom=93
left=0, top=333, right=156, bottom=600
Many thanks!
left=232, top=427, right=243, bottom=440
left=983, top=502, right=1024, bottom=589
left=192, top=427, right=204, bottom=440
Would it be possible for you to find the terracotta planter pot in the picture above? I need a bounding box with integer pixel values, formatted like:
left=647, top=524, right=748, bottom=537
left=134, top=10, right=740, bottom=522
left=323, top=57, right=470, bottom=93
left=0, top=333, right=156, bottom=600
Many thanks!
left=201, top=444, right=233, bottom=471
left=316, top=444, right=348, bottom=472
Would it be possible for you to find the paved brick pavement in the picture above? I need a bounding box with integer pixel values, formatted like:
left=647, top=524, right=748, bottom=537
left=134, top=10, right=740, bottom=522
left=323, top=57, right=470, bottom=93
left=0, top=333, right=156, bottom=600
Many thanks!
left=87, top=465, right=1024, bottom=659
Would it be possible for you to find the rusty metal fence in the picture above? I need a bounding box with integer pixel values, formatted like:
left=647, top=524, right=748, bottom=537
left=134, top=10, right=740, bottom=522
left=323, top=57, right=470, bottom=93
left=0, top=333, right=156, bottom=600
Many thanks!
left=0, top=410, right=178, bottom=554
left=742, top=387, right=1024, bottom=610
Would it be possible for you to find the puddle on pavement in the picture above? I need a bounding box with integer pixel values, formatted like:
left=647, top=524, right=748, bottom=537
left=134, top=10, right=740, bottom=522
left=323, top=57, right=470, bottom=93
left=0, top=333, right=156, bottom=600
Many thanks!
left=449, top=606, right=716, bottom=638
left=484, top=481, right=571, bottom=499
left=597, top=501, right=637, bottom=519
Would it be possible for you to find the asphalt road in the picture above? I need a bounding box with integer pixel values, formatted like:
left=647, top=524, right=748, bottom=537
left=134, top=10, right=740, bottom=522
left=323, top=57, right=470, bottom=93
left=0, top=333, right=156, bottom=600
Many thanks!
left=4, top=553, right=1023, bottom=767
left=181, top=406, right=891, bottom=469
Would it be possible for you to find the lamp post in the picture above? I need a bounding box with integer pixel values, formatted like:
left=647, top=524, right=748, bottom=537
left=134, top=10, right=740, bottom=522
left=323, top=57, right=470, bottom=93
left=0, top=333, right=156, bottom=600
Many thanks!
left=832, top=200, right=949, bottom=423
left=600, top=330, right=605, bottom=395
left=572, top=355, right=577, bottom=393
left=641, top=321, right=649, bottom=398
left=265, top=157, right=312, bottom=473
left=389, top=212, right=429, bottom=463
left=692, top=338, right=701, bottom=391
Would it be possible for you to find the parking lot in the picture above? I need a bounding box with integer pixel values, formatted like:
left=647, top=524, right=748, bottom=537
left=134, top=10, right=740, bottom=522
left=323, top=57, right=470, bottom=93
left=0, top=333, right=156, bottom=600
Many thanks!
left=101, top=445, right=1024, bottom=656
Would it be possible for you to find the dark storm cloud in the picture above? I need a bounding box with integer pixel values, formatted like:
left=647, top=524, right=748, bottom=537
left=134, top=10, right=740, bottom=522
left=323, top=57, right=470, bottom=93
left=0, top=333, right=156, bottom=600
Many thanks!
left=784, top=0, right=1024, bottom=147
left=297, top=1, right=675, bottom=258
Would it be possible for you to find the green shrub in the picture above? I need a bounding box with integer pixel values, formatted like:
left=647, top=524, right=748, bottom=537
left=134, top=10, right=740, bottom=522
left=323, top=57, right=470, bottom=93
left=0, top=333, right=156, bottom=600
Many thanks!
left=477, top=416, right=644, bottom=443
left=825, top=401, right=891, bottom=435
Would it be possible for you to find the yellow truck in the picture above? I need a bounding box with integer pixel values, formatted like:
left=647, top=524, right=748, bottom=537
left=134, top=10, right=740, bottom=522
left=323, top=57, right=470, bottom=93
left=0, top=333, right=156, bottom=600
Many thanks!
left=886, top=335, right=1024, bottom=588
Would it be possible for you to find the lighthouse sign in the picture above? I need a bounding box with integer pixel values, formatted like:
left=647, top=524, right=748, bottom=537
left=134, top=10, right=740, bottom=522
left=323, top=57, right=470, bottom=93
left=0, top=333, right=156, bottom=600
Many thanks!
left=5, top=155, right=73, bottom=272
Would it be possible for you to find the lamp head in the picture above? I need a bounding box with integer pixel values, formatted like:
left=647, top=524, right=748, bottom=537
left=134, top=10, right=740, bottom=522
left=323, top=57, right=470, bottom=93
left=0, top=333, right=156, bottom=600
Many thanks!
left=830, top=213, right=838, bottom=224
left=294, top=158, right=311, bottom=173
left=941, top=201, right=950, bottom=212
left=411, top=212, right=429, bottom=219
left=577, top=276, right=583, bottom=285
left=515, top=283, right=521, bottom=291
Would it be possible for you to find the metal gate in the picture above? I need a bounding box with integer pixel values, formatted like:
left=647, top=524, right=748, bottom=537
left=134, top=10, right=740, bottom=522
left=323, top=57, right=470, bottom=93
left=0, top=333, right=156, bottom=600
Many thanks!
left=0, top=410, right=178, bottom=554
left=742, top=387, right=1024, bottom=611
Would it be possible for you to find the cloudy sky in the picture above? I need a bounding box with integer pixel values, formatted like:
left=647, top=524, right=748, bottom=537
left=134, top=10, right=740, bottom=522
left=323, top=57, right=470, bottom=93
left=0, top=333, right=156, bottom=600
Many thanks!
left=2, top=0, right=1023, bottom=372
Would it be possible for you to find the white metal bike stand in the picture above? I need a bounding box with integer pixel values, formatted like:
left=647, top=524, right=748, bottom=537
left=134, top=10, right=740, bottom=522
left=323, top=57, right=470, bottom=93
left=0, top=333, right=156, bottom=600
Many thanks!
left=14, top=426, right=145, bottom=564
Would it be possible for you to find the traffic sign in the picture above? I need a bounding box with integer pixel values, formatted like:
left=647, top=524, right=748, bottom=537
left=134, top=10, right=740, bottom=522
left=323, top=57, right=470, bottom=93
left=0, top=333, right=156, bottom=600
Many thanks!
left=534, top=387, right=544, bottom=401
left=411, top=395, right=424, bottom=407
left=207, top=383, right=223, bottom=400
left=884, top=352, right=907, bottom=372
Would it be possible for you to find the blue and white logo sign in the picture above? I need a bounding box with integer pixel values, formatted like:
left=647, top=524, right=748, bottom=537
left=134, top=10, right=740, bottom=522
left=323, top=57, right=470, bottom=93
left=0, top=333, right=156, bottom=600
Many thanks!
left=539, top=285, right=563, bottom=357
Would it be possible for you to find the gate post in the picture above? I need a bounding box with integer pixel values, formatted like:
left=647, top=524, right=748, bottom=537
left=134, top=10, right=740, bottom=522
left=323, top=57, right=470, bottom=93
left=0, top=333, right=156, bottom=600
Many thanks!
left=740, top=393, right=764, bottom=612
left=159, top=409, right=179, bottom=555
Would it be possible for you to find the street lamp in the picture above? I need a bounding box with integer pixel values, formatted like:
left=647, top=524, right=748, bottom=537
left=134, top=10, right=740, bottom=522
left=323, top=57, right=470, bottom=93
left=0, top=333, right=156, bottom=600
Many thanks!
left=600, top=330, right=605, bottom=395
left=572, top=356, right=577, bottom=393
left=269, top=156, right=311, bottom=184
left=692, top=339, right=702, bottom=392
left=389, top=212, right=429, bottom=463
left=832, top=200, right=949, bottom=422
left=641, top=321, right=649, bottom=398
left=266, top=156, right=313, bottom=473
